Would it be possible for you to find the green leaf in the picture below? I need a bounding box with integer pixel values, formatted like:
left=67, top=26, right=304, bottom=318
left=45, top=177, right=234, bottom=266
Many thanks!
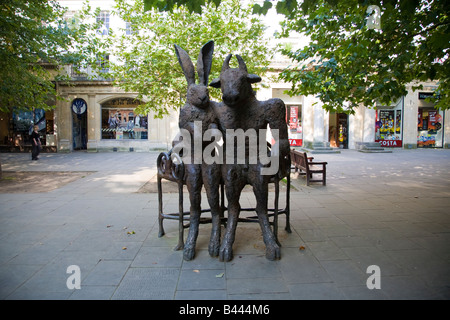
left=252, top=1, right=272, bottom=15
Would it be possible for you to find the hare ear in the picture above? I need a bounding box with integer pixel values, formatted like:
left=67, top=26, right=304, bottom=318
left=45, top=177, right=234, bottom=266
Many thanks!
left=197, top=40, right=214, bottom=85
left=174, top=44, right=195, bottom=86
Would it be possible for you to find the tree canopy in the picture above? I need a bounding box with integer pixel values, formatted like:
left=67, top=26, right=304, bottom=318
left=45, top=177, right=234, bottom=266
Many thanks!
left=144, top=0, right=449, bottom=112
left=0, top=0, right=85, bottom=113
left=278, top=0, right=449, bottom=113
left=88, top=0, right=273, bottom=118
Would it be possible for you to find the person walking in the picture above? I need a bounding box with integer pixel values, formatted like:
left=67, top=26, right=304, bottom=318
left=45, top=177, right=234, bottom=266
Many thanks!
left=31, top=125, right=41, bottom=160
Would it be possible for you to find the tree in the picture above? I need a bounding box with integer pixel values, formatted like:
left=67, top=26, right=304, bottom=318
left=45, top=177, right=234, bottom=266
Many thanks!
left=91, top=0, right=273, bottom=118
left=0, top=0, right=92, bottom=178
left=0, top=0, right=88, bottom=113
left=276, top=0, right=450, bottom=113
left=143, top=0, right=449, bottom=113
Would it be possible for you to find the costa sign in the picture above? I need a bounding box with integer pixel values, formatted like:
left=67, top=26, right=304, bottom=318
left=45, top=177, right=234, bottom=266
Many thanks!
left=376, top=140, right=402, bottom=147
left=289, top=139, right=302, bottom=146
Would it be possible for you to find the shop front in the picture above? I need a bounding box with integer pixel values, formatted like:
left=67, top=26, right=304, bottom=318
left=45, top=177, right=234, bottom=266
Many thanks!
left=0, top=108, right=56, bottom=152
left=101, top=97, right=148, bottom=142
left=417, top=92, right=444, bottom=148
left=375, top=98, right=403, bottom=148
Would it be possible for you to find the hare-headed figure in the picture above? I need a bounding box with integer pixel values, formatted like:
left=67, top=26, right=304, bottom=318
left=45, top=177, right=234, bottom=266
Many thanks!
left=173, top=40, right=222, bottom=261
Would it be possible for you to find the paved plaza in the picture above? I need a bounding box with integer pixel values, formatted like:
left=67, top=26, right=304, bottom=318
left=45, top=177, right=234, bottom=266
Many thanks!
left=0, top=148, right=449, bottom=300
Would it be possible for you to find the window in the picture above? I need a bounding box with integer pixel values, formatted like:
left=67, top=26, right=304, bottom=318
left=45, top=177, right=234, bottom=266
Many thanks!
left=64, top=11, right=81, bottom=29
left=96, top=11, right=110, bottom=35
left=125, top=21, right=132, bottom=35
left=418, top=108, right=444, bottom=148
left=101, top=98, right=148, bottom=140
left=10, top=109, right=49, bottom=146
left=125, top=21, right=138, bottom=35
left=96, top=54, right=110, bottom=73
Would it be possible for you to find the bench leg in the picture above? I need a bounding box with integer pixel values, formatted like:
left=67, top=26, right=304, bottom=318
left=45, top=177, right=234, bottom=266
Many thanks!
left=285, top=172, right=291, bottom=233
left=175, top=181, right=185, bottom=251
left=157, top=175, right=165, bottom=238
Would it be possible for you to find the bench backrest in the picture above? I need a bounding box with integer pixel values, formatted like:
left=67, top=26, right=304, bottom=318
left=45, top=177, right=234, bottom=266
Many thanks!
left=290, top=149, right=309, bottom=170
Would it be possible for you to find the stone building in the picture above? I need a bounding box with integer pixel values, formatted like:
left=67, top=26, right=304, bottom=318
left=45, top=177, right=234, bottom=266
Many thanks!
left=1, top=1, right=448, bottom=153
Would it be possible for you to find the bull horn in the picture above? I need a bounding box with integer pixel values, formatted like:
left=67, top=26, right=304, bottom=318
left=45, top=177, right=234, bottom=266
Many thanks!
left=236, top=55, right=248, bottom=73
left=221, top=54, right=232, bottom=72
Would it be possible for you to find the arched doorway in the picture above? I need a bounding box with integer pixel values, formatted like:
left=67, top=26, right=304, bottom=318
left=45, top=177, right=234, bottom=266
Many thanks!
left=71, top=98, right=87, bottom=150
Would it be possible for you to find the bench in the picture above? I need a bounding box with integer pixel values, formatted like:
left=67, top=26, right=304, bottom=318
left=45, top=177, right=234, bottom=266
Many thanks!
left=156, top=149, right=292, bottom=251
left=290, top=149, right=327, bottom=186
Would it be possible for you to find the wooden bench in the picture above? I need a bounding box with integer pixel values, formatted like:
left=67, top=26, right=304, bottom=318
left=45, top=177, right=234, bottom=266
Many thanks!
left=290, top=149, right=327, bottom=186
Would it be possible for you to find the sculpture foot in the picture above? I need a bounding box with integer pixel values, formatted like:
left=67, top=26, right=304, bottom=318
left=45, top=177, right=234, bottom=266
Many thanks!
left=219, top=246, right=233, bottom=262
left=183, top=245, right=196, bottom=261
left=265, top=243, right=281, bottom=261
left=208, top=240, right=220, bottom=257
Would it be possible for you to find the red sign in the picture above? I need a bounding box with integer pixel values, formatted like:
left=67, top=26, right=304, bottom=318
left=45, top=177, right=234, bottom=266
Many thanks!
left=376, top=140, right=402, bottom=147
left=289, top=139, right=302, bottom=146
left=289, top=106, right=298, bottom=129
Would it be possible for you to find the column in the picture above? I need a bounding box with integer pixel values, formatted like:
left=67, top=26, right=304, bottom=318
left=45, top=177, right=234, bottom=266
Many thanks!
left=402, top=88, right=418, bottom=149
left=444, top=109, right=450, bottom=148
left=349, top=105, right=364, bottom=149
left=301, top=95, right=314, bottom=149
left=56, top=96, right=72, bottom=152
left=313, top=100, right=325, bottom=144
left=87, top=94, right=98, bottom=152
left=363, top=107, right=376, bottom=143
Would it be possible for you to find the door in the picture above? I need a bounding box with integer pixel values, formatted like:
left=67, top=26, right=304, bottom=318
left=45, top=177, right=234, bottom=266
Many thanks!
left=337, top=113, right=349, bottom=149
left=329, top=112, right=348, bottom=149
left=72, top=98, right=87, bottom=150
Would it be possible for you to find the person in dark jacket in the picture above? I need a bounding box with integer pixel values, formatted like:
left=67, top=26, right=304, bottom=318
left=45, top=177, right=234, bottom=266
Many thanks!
left=31, top=125, right=41, bottom=160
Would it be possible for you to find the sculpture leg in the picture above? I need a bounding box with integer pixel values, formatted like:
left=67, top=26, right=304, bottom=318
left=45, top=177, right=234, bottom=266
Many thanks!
left=219, top=165, right=245, bottom=262
left=251, top=169, right=281, bottom=261
left=183, top=164, right=202, bottom=260
left=202, top=162, right=221, bottom=257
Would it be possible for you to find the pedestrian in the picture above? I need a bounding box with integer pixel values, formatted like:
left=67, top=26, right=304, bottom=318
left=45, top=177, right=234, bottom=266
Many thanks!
left=31, top=125, right=41, bottom=160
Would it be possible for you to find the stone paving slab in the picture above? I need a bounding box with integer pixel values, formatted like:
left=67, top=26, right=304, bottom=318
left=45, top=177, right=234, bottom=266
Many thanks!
left=0, top=149, right=449, bottom=300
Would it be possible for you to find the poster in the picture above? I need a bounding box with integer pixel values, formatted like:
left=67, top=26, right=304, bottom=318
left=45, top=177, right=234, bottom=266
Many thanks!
left=289, top=106, right=298, bottom=130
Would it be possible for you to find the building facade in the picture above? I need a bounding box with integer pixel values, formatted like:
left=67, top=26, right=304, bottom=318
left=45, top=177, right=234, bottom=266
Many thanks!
left=54, top=78, right=178, bottom=153
left=1, top=1, right=448, bottom=153
left=257, top=77, right=449, bottom=151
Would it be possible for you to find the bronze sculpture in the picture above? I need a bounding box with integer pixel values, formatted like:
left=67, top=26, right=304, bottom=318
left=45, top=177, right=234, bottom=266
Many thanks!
left=173, top=40, right=222, bottom=261
left=209, top=54, right=290, bottom=261
left=160, top=41, right=290, bottom=262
